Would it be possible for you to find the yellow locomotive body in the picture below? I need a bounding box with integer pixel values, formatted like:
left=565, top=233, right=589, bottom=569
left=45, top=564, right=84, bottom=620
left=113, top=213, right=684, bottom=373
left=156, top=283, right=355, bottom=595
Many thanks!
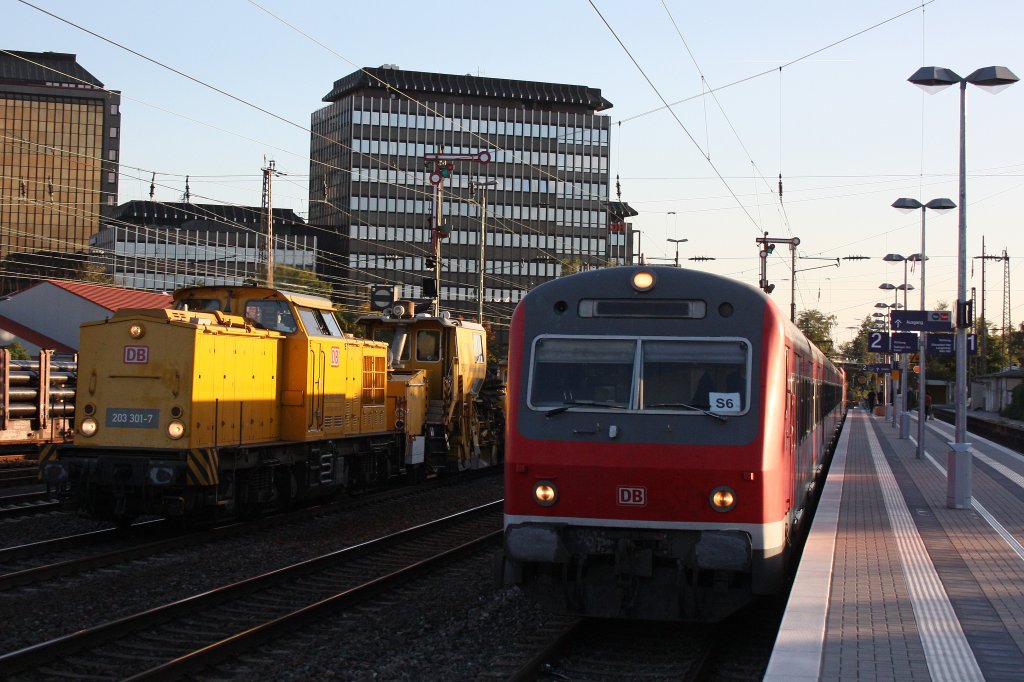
left=40, top=286, right=429, bottom=524
left=359, top=301, right=505, bottom=472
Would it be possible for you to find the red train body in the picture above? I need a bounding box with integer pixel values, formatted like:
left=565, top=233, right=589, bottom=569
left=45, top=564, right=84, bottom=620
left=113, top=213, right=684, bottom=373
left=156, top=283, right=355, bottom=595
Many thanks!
left=500, top=266, right=844, bottom=621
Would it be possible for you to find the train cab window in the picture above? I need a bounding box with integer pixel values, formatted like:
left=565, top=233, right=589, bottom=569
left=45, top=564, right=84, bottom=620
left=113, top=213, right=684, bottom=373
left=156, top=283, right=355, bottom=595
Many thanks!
left=416, top=330, right=441, bottom=362
left=244, top=300, right=297, bottom=333
left=296, top=307, right=344, bottom=337
left=640, top=339, right=749, bottom=414
left=528, top=338, right=634, bottom=409
left=175, top=298, right=220, bottom=312
left=472, top=333, right=485, bottom=364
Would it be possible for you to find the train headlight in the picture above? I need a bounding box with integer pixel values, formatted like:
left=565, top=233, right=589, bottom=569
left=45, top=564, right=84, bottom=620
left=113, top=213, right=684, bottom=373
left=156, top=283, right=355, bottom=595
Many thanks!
left=167, top=420, right=186, bottom=440
left=128, top=323, right=146, bottom=339
left=79, top=418, right=98, bottom=437
left=709, top=486, right=737, bottom=512
left=631, top=270, right=655, bottom=292
left=533, top=480, right=558, bottom=507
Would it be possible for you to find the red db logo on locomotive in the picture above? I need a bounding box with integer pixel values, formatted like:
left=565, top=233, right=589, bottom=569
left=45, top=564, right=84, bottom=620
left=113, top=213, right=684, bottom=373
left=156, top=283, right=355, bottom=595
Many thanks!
left=617, top=486, right=647, bottom=506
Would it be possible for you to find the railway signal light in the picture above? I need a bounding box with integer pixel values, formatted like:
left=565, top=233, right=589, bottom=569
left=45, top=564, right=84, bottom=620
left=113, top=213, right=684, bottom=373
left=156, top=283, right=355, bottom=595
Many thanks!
left=765, top=243, right=776, bottom=254
left=438, top=161, right=455, bottom=178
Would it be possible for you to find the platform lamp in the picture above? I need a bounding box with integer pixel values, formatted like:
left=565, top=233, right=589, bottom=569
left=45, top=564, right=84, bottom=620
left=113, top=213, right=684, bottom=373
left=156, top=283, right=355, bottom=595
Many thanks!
left=908, top=65, right=1018, bottom=508
left=878, top=284, right=899, bottom=423
left=892, top=198, right=954, bottom=457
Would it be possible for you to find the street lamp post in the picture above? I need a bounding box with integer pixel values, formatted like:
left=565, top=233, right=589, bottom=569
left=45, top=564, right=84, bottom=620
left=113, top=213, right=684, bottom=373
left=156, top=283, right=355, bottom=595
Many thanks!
left=471, top=179, right=497, bottom=324
left=879, top=284, right=898, bottom=423
left=909, top=64, right=1018, bottom=508
left=667, top=238, right=688, bottom=267
left=893, top=197, right=956, bottom=458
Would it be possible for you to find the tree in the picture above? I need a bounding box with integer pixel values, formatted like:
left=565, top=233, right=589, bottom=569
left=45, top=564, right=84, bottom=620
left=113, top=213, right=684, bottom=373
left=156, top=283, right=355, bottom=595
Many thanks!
left=78, top=261, right=116, bottom=285
left=796, top=309, right=838, bottom=359
left=272, top=265, right=333, bottom=300
left=1, top=342, right=30, bottom=360
left=838, top=316, right=873, bottom=366
left=559, top=258, right=586, bottom=276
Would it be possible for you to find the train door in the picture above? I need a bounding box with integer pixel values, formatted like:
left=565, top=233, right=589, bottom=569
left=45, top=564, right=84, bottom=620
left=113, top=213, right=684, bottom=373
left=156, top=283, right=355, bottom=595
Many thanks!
left=308, top=342, right=326, bottom=433
left=785, top=346, right=797, bottom=525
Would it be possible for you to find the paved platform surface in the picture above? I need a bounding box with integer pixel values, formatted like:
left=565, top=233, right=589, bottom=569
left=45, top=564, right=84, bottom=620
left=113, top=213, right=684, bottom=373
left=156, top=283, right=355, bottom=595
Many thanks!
left=765, top=408, right=1024, bottom=682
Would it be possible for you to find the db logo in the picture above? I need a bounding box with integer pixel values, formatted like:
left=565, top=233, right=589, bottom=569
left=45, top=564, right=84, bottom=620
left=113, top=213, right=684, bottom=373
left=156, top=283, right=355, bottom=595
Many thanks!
left=617, top=486, right=647, bottom=506
left=123, top=346, right=149, bottom=364
left=331, top=347, right=340, bottom=367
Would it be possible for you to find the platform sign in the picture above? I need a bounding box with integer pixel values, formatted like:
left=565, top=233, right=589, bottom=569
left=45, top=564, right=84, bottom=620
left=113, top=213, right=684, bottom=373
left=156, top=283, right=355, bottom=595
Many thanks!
left=865, top=363, right=895, bottom=373
left=890, top=333, right=917, bottom=353
left=927, top=333, right=978, bottom=356
left=890, top=310, right=953, bottom=332
left=868, top=331, right=889, bottom=353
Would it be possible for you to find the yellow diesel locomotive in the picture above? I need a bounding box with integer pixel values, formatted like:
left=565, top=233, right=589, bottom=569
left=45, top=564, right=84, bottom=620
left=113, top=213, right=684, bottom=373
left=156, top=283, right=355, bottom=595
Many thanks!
left=39, top=285, right=499, bottom=525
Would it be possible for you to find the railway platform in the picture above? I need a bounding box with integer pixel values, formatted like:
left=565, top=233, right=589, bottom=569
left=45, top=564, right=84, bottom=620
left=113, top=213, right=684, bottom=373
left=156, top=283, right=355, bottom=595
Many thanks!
left=765, top=407, right=1024, bottom=681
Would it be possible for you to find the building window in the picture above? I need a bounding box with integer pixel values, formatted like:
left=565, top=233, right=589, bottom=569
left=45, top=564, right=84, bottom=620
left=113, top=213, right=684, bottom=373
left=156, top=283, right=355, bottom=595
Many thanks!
left=110, top=104, right=119, bottom=116
left=109, top=127, right=118, bottom=138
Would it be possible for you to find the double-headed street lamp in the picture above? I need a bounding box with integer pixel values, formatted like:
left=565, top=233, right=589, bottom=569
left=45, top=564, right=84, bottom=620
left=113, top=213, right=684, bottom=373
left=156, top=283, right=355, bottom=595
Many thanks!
left=908, top=64, right=1018, bottom=508
left=884, top=254, right=921, bottom=437
left=667, top=238, right=688, bottom=267
left=891, top=197, right=955, bottom=457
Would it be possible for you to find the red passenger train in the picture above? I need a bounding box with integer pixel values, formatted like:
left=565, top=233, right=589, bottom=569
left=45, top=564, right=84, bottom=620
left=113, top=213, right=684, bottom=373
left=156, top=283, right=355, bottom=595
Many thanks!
left=500, top=266, right=845, bottom=621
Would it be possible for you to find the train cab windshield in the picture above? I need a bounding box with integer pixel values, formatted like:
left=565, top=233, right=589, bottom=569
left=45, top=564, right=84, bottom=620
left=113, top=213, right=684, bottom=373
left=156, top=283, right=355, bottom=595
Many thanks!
left=244, top=300, right=298, bottom=333
left=528, top=336, right=750, bottom=416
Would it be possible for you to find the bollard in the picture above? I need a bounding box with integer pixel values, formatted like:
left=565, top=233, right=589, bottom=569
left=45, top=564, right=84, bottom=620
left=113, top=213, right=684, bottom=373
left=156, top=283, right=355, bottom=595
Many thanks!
left=899, top=411, right=910, bottom=439
left=946, top=442, right=973, bottom=509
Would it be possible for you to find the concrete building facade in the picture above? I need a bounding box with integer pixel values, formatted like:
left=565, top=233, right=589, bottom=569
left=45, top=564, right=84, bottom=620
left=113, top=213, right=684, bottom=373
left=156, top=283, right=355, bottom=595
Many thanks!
left=0, top=50, right=120, bottom=293
left=308, top=65, right=627, bottom=324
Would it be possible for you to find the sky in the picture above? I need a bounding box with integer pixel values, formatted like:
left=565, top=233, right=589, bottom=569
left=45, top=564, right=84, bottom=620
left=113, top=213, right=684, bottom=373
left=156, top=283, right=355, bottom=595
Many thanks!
left=3, top=0, right=1023, bottom=345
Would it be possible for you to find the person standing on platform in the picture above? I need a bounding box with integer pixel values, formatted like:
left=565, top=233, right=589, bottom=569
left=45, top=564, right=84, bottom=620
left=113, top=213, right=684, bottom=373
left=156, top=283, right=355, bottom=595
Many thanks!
left=867, top=390, right=877, bottom=413
left=925, top=393, right=933, bottom=420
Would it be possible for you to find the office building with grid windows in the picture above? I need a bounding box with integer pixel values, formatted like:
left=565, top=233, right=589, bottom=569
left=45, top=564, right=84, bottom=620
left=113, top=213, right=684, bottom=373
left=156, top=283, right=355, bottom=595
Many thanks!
left=309, top=65, right=628, bottom=325
left=0, top=50, right=120, bottom=294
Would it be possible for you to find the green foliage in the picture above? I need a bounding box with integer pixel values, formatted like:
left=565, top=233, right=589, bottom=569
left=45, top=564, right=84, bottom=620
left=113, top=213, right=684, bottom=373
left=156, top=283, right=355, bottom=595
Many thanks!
left=273, top=265, right=332, bottom=300
left=0, top=342, right=31, bottom=360
left=838, top=316, right=873, bottom=365
left=1002, top=383, right=1024, bottom=420
left=796, top=309, right=838, bottom=359
left=559, top=258, right=585, bottom=276
left=78, top=261, right=115, bottom=285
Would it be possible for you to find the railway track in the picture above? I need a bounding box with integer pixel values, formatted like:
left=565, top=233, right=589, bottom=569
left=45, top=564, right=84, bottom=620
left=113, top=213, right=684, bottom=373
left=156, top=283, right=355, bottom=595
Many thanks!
left=0, top=501, right=502, bottom=680
left=0, top=466, right=38, bottom=488
left=0, top=468, right=499, bottom=590
left=0, top=490, right=59, bottom=519
left=483, top=618, right=717, bottom=682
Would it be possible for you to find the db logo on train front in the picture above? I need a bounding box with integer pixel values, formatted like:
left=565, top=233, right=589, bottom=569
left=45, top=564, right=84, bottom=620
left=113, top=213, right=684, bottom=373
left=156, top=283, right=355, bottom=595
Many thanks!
left=617, top=486, right=647, bottom=506
left=123, top=346, right=149, bottom=364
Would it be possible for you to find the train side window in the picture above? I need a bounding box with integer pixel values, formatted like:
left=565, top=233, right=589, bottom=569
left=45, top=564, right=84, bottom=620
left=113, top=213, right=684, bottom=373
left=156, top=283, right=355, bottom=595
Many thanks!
left=297, top=307, right=331, bottom=336
left=322, top=311, right=345, bottom=337
left=472, top=333, right=485, bottom=364
left=416, top=330, right=441, bottom=362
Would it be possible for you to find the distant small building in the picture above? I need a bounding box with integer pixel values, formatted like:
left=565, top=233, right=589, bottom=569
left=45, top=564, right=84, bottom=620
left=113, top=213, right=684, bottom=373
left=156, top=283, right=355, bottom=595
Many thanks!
left=90, top=202, right=319, bottom=291
left=971, top=367, right=1024, bottom=413
left=0, top=280, right=171, bottom=352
